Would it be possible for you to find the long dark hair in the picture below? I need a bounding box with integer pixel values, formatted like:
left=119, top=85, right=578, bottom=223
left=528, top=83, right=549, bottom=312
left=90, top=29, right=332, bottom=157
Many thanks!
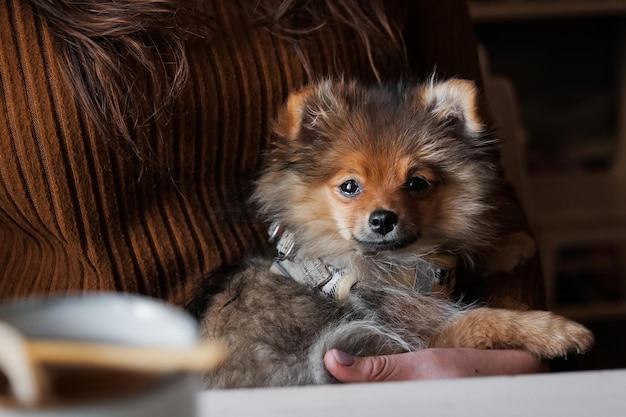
left=31, top=0, right=407, bottom=160
left=242, top=0, right=407, bottom=80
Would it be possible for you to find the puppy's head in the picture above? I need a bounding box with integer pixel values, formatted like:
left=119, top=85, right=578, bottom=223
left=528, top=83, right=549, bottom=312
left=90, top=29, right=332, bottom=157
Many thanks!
left=254, top=78, right=502, bottom=261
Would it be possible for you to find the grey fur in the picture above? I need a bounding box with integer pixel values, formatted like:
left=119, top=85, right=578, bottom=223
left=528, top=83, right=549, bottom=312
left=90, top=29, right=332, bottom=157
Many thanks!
left=200, top=259, right=464, bottom=388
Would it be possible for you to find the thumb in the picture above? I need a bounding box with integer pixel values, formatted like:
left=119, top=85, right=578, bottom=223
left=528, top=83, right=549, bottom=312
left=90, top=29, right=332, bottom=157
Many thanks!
left=324, top=349, right=397, bottom=383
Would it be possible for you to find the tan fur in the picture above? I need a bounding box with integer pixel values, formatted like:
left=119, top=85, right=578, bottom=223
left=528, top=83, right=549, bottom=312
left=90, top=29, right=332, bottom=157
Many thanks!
left=275, top=86, right=316, bottom=140
left=196, top=79, right=594, bottom=388
left=431, top=308, right=592, bottom=358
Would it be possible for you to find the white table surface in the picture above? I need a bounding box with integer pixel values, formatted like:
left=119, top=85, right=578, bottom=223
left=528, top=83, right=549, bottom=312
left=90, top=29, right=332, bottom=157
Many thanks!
left=198, top=369, right=626, bottom=417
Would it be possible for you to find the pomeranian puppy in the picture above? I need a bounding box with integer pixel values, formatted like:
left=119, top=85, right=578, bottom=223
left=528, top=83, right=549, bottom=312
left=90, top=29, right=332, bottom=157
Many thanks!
left=192, top=78, right=593, bottom=388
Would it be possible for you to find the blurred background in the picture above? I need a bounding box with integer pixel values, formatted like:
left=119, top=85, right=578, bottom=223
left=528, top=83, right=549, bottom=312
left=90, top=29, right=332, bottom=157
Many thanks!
left=468, top=0, right=626, bottom=371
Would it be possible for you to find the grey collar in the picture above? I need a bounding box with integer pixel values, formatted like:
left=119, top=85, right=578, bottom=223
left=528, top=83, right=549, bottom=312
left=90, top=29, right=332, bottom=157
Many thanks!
left=267, top=222, right=457, bottom=300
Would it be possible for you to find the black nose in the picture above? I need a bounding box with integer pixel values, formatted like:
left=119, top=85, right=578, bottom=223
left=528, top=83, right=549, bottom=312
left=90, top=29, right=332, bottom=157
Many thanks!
left=369, top=210, right=398, bottom=235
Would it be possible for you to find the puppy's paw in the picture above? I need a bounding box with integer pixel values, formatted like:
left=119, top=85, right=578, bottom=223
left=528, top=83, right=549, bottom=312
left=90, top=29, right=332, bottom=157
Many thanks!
left=544, top=314, right=594, bottom=358
left=520, top=311, right=594, bottom=359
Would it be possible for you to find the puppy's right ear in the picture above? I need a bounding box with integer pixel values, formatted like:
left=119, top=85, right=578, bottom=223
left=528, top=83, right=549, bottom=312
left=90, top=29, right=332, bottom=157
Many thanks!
left=272, top=86, right=316, bottom=141
left=418, top=78, right=484, bottom=137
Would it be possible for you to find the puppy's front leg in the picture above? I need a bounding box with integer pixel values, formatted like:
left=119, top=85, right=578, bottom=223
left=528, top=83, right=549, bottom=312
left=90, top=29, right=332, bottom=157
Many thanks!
left=429, top=308, right=594, bottom=359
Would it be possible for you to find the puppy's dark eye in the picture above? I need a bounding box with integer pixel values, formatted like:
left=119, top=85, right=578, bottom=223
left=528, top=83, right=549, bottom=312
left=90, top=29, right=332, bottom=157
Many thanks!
left=406, top=176, right=430, bottom=193
left=339, top=179, right=361, bottom=197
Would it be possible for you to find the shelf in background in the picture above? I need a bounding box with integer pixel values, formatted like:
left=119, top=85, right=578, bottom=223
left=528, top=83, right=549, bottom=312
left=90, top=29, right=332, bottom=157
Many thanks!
left=469, top=0, right=626, bottom=22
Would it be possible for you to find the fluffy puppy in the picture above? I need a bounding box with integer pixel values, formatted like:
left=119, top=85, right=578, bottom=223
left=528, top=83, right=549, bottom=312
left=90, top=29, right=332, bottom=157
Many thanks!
left=194, top=78, right=593, bottom=388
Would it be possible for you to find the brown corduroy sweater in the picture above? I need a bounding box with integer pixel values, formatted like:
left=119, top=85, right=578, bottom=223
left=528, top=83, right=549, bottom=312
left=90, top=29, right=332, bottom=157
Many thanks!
left=0, top=0, right=546, bottom=310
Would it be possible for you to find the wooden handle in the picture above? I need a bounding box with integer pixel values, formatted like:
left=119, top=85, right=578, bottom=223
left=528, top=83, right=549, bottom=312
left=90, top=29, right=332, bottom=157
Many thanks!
left=25, top=339, right=228, bottom=373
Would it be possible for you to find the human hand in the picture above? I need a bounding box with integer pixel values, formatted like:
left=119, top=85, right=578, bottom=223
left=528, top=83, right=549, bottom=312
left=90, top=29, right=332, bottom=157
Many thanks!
left=324, top=348, right=548, bottom=383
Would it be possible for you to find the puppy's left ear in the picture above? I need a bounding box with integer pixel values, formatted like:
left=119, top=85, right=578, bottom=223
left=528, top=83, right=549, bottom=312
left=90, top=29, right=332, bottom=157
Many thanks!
left=272, top=86, right=316, bottom=141
left=419, top=79, right=484, bottom=137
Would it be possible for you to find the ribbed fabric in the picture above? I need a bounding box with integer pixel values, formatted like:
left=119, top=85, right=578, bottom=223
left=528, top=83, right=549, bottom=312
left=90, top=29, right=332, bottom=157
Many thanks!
left=0, top=0, right=546, bottom=310
left=0, top=0, right=401, bottom=305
